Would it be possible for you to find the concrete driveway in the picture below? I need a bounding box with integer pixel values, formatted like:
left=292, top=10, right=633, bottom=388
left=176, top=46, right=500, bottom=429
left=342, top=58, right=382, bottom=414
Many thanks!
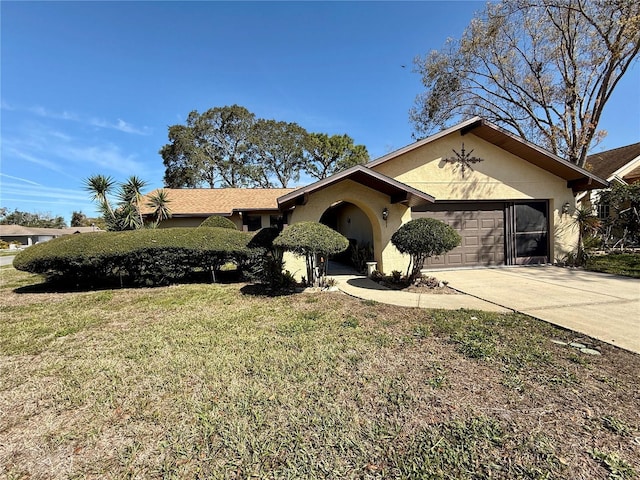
left=436, top=266, right=640, bottom=354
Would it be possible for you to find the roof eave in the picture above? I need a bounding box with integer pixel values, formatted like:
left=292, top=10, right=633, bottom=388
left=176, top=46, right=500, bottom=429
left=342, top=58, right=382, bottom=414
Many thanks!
left=277, top=165, right=435, bottom=210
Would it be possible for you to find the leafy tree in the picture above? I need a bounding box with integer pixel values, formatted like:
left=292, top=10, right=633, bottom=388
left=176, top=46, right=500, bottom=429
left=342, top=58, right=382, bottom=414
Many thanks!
left=70, top=211, right=106, bottom=229
left=411, top=0, right=640, bottom=167
left=161, top=124, right=203, bottom=188
left=273, top=222, right=349, bottom=286
left=249, top=119, right=308, bottom=188
left=161, top=105, right=256, bottom=188
left=304, top=133, right=370, bottom=180
left=598, top=182, right=640, bottom=246
left=391, top=218, right=461, bottom=281
left=0, top=208, right=67, bottom=228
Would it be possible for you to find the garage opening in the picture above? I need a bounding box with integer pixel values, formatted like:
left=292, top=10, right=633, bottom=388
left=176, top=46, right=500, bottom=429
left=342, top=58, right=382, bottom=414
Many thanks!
left=412, top=200, right=549, bottom=268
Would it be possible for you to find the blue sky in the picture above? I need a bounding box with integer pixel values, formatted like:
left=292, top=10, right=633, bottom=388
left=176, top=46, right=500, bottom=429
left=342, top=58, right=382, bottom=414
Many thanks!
left=2, top=1, right=639, bottom=223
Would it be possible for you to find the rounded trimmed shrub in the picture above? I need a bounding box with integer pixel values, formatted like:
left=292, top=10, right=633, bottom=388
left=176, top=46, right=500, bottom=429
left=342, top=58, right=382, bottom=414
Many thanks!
left=13, top=227, right=252, bottom=287
left=391, top=217, right=461, bottom=280
left=199, top=215, right=237, bottom=229
left=273, top=222, right=349, bottom=285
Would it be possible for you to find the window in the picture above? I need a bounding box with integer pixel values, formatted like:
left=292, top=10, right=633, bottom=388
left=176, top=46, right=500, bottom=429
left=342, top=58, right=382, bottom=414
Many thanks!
left=244, top=215, right=262, bottom=232
left=597, top=203, right=610, bottom=220
left=270, top=215, right=285, bottom=230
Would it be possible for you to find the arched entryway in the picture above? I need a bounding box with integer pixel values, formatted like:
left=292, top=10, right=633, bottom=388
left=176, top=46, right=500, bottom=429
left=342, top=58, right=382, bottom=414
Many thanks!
left=320, top=201, right=374, bottom=273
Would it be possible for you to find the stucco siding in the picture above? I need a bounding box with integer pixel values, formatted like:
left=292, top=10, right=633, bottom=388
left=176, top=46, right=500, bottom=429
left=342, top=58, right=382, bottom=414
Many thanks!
left=283, top=179, right=416, bottom=277
left=372, top=132, right=578, bottom=263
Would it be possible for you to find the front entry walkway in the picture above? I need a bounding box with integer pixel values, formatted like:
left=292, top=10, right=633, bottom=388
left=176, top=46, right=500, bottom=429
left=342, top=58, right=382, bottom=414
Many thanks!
left=435, top=266, right=640, bottom=354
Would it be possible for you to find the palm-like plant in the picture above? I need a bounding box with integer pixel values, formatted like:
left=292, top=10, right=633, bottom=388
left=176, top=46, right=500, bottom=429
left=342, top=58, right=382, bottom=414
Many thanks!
left=117, top=176, right=147, bottom=230
left=146, top=189, right=172, bottom=227
left=84, top=175, right=117, bottom=226
left=574, top=207, right=602, bottom=265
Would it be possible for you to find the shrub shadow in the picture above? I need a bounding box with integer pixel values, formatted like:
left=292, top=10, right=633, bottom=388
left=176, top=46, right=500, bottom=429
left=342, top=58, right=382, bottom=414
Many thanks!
left=13, top=270, right=245, bottom=294
left=240, top=283, right=297, bottom=297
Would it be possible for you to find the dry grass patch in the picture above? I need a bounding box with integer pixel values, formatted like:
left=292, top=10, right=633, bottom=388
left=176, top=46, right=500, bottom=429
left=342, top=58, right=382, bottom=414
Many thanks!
left=1, top=267, right=638, bottom=479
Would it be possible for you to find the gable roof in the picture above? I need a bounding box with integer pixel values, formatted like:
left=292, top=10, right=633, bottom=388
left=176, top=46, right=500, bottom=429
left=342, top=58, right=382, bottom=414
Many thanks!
left=585, top=142, right=640, bottom=181
left=277, top=165, right=435, bottom=210
left=367, top=117, right=608, bottom=192
left=140, top=188, right=296, bottom=217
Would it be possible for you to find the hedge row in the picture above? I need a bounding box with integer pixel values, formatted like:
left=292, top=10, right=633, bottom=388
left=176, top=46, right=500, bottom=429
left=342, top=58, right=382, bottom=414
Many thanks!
left=13, top=227, right=254, bottom=287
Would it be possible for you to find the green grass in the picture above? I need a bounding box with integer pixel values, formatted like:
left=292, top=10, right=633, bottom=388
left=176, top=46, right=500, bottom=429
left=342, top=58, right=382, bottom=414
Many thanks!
left=1, top=267, right=639, bottom=479
left=585, top=252, right=640, bottom=278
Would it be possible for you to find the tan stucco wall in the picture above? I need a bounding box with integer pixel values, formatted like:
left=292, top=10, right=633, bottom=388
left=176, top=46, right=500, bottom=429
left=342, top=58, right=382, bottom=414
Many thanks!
left=282, top=179, right=415, bottom=279
left=371, top=131, right=579, bottom=265
left=157, top=213, right=273, bottom=231
left=336, top=203, right=373, bottom=246
left=285, top=131, right=581, bottom=277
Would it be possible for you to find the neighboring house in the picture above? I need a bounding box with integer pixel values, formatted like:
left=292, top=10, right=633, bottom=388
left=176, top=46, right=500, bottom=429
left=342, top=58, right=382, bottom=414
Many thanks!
left=0, top=225, right=103, bottom=247
left=144, top=117, right=608, bottom=276
left=578, top=142, right=640, bottom=219
left=140, top=188, right=295, bottom=231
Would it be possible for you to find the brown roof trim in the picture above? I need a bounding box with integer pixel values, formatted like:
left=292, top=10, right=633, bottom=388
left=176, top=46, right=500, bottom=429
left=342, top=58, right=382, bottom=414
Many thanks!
left=277, top=165, right=435, bottom=210
left=368, top=117, right=608, bottom=193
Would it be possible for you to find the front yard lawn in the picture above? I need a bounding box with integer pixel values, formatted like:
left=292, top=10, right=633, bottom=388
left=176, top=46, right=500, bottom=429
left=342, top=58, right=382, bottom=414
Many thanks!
left=586, top=252, right=640, bottom=278
left=1, top=267, right=638, bottom=479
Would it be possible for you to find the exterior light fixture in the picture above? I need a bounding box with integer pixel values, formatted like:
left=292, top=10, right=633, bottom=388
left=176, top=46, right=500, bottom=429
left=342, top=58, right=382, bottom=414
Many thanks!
left=382, top=207, right=389, bottom=221
left=562, top=202, right=571, bottom=215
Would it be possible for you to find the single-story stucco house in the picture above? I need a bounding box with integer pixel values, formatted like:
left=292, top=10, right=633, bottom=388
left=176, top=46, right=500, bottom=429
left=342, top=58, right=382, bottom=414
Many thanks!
left=0, top=225, right=103, bottom=247
left=143, top=117, right=609, bottom=277
left=141, top=188, right=295, bottom=231
left=577, top=142, right=640, bottom=218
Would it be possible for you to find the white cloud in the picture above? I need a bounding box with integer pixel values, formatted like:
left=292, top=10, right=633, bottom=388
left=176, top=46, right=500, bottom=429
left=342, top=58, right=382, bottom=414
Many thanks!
left=4, top=147, right=75, bottom=178
left=0, top=173, right=42, bottom=186
left=62, top=144, right=145, bottom=175
left=89, top=117, right=151, bottom=135
left=24, top=104, right=151, bottom=135
left=3, top=124, right=147, bottom=177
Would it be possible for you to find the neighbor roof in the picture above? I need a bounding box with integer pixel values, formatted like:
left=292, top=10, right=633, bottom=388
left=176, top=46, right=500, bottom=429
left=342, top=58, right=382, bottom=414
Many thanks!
left=0, top=225, right=104, bottom=237
left=367, top=117, right=608, bottom=192
left=277, top=165, right=435, bottom=210
left=585, top=142, right=640, bottom=181
left=140, top=188, right=296, bottom=217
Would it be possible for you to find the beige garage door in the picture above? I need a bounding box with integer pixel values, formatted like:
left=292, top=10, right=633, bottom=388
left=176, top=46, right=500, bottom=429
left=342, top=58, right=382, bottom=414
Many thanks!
left=412, top=203, right=505, bottom=268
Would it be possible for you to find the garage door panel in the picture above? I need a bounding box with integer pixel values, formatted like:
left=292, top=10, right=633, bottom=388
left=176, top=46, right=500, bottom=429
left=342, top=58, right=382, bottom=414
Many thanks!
left=465, top=236, right=479, bottom=246
left=464, top=219, right=479, bottom=229
left=413, top=204, right=505, bottom=268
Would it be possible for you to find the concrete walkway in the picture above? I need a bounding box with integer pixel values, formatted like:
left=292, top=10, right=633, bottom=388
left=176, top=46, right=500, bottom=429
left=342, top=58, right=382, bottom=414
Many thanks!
left=335, top=274, right=511, bottom=312
left=333, top=265, right=640, bottom=354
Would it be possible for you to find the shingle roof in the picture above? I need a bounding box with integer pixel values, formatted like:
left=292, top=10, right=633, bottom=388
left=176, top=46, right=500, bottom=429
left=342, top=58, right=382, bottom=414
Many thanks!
left=0, top=225, right=103, bottom=236
left=585, top=142, right=640, bottom=180
left=140, top=188, right=296, bottom=216
left=0, top=225, right=67, bottom=236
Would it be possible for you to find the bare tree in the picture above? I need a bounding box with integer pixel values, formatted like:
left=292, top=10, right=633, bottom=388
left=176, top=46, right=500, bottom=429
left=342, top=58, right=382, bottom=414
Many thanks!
left=411, top=0, right=640, bottom=167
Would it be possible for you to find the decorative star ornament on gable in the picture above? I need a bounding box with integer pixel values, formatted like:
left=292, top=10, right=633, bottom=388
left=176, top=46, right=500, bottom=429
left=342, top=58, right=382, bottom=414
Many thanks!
left=443, top=143, right=484, bottom=177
